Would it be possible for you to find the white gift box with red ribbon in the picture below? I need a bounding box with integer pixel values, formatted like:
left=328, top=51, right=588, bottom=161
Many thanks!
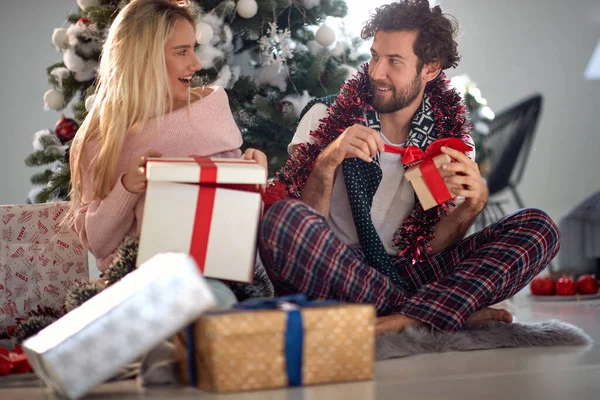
left=136, top=157, right=266, bottom=283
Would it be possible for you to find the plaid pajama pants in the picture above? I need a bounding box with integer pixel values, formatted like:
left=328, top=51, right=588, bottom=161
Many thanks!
left=258, top=199, right=560, bottom=332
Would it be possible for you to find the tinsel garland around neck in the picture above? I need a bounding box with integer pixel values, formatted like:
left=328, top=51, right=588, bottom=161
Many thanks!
left=264, top=63, right=470, bottom=264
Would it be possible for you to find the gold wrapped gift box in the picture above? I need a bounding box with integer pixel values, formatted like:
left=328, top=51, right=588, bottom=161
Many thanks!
left=175, top=303, right=375, bottom=393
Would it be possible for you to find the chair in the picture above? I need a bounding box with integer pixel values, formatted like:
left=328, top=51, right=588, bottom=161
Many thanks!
left=473, top=94, right=543, bottom=231
left=557, top=190, right=600, bottom=276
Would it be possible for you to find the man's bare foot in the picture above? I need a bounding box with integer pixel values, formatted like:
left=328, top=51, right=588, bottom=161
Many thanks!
left=375, top=314, right=425, bottom=336
left=467, top=307, right=513, bottom=323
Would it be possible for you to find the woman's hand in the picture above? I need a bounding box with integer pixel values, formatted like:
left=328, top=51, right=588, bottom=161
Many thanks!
left=122, top=150, right=163, bottom=194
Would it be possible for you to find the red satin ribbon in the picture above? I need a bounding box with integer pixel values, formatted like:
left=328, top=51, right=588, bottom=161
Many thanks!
left=189, top=157, right=218, bottom=274
left=400, top=138, right=471, bottom=165
left=384, top=138, right=472, bottom=206
left=148, top=157, right=261, bottom=275
left=186, top=157, right=261, bottom=274
left=420, top=158, right=452, bottom=204
left=383, top=144, right=406, bottom=155
left=0, top=346, right=32, bottom=376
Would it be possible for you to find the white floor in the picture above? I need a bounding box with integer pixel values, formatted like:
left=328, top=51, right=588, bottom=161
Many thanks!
left=3, top=290, right=600, bottom=400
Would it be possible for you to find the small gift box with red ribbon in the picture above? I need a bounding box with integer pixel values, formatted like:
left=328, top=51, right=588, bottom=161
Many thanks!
left=400, top=138, right=472, bottom=211
left=136, top=157, right=266, bottom=283
left=174, top=294, right=375, bottom=393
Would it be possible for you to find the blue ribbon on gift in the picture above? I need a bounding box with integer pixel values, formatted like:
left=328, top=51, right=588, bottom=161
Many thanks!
left=185, top=294, right=336, bottom=388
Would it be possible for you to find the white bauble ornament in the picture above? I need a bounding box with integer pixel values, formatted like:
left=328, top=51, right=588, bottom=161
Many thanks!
left=85, top=94, right=96, bottom=111
left=77, top=0, right=98, bottom=10
left=52, top=28, right=69, bottom=50
left=302, top=0, right=321, bottom=10
left=315, top=25, right=336, bottom=47
left=63, top=48, right=86, bottom=72
left=196, top=22, right=214, bottom=45
left=236, top=0, right=258, bottom=19
left=74, top=61, right=98, bottom=82
left=330, top=41, right=345, bottom=57
left=44, top=89, right=65, bottom=111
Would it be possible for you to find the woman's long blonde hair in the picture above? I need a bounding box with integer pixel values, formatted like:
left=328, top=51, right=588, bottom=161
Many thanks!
left=68, top=0, right=195, bottom=217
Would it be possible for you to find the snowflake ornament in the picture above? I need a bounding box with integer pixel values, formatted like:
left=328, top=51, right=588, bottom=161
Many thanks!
left=258, top=22, right=293, bottom=71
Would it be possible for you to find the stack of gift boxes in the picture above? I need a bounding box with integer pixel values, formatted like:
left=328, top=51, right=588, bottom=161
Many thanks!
left=19, top=157, right=376, bottom=399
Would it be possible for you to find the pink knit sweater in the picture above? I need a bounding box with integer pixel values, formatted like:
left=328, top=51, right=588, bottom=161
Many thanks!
left=75, top=87, right=243, bottom=272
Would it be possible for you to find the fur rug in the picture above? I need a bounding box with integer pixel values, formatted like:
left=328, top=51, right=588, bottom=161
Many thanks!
left=376, top=319, right=592, bottom=361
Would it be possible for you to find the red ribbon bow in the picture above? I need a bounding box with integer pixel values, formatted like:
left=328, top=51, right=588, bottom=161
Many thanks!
left=399, top=138, right=472, bottom=165
left=384, top=138, right=472, bottom=206
left=0, top=346, right=32, bottom=376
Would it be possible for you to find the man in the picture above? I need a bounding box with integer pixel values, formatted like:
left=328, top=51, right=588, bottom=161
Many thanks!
left=259, top=0, right=560, bottom=334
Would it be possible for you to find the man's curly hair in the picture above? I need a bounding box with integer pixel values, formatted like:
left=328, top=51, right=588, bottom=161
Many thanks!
left=361, top=0, right=460, bottom=71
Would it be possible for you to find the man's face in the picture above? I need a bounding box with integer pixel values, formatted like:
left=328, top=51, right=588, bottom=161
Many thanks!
left=368, top=30, right=424, bottom=114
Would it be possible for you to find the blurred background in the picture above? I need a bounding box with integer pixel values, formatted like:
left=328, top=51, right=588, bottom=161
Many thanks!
left=0, top=0, right=598, bottom=274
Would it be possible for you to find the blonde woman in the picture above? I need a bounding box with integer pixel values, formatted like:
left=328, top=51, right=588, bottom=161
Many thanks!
left=69, top=0, right=267, bottom=282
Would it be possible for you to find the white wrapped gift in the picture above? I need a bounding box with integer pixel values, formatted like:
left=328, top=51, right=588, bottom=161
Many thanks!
left=22, top=253, right=216, bottom=400
left=136, top=157, right=266, bottom=283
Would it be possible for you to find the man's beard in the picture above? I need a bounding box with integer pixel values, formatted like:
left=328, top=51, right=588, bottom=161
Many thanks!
left=370, top=73, right=422, bottom=114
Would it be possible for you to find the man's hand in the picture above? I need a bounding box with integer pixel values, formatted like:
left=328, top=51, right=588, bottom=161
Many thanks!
left=299, top=125, right=384, bottom=218
left=122, top=150, right=163, bottom=194
left=316, top=124, right=385, bottom=171
left=440, top=146, right=488, bottom=214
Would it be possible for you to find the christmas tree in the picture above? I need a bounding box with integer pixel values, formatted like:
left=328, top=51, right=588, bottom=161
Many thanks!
left=26, top=0, right=367, bottom=203
left=449, top=75, right=495, bottom=178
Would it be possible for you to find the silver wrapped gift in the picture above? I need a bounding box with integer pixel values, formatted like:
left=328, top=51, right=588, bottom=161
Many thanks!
left=22, top=253, right=216, bottom=399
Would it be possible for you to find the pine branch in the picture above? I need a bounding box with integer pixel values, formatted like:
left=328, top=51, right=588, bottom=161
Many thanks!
left=36, top=181, right=70, bottom=203
left=253, top=95, right=287, bottom=126
left=31, top=170, right=55, bottom=186
left=257, top=0, right=291, bottom=20
left=51, top=166, right=72, bottom=190
left=15, top=315, right=58, bottom=343
left=35, top=187, right=55, bottom=204
left=25, top=150, right=63, bottom=167
left=319, top=0, right=348, bottom=18
left=35, top=166, right=71, bottom=203
left=321, top=65, right=351, bottom=93
left=46, top=63, right=80, bottom=105
left=211, top=0, right=236, bottom=17
left=104, top=236, right=139, bottom=285
left=73, top=98, right=88, bottom=123
left=195, top=68, right=219, bottom=87
left=228, top=76, right=259, bottom=111
left=83, top=5, right=118, bottom=28
left=64, top=281, right=105, bottom=312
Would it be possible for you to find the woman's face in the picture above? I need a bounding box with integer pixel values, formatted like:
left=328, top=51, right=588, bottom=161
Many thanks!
left=165, top=18, right=202, bottom=104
